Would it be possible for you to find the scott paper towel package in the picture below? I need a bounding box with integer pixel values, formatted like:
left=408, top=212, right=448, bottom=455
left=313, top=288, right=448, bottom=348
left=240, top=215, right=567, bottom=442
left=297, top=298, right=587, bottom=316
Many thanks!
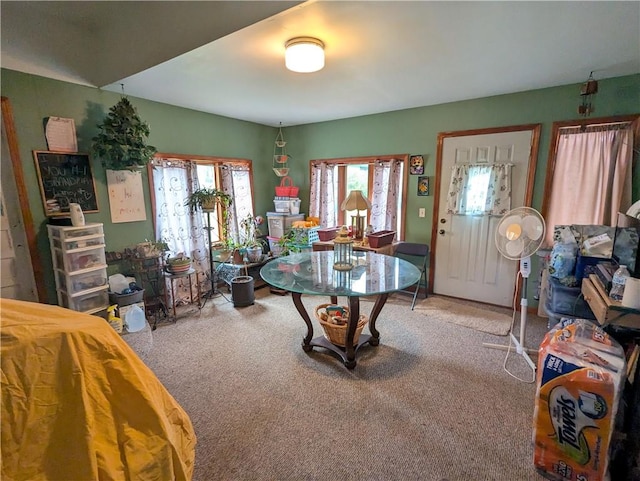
left=533, top=318, right=626, bottom=481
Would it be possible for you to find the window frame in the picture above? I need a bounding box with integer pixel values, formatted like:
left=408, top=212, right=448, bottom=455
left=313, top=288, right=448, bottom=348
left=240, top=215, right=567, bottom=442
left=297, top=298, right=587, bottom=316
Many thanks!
left=309, top=154, right=409, bottom=239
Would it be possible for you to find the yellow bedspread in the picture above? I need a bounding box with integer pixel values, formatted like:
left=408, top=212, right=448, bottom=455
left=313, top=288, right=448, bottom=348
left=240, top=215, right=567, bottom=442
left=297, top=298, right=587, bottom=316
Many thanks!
left=1, top=299, right=196, bottom=481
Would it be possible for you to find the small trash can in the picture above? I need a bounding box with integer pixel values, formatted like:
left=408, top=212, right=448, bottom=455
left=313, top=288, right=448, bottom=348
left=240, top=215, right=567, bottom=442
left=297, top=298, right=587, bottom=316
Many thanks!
left=231, top=276, right=254, bottom=307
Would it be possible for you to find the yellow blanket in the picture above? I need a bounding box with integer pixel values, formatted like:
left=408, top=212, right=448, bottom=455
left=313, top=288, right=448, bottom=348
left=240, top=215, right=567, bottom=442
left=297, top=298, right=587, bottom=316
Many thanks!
left=1, top=299, right=196, bottom=480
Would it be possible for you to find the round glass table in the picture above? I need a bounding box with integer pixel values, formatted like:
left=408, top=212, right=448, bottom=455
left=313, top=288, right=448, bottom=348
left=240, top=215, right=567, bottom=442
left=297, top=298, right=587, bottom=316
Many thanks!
left=260, top=251, right=421, bottom=368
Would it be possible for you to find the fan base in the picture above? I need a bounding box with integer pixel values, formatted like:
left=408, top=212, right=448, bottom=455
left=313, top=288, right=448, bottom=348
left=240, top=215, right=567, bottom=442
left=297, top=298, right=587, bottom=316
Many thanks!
left=484, top=334, right=537, bottom=371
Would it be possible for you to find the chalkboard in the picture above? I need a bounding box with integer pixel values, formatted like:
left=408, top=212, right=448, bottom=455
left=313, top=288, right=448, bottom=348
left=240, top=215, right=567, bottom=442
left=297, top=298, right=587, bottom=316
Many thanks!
left=33, top=151, right=99, bottom=216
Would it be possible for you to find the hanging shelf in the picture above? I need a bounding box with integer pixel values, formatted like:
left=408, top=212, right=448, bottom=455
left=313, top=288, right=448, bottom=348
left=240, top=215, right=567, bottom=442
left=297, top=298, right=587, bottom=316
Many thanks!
left=273, top=124, right=290, bottom=177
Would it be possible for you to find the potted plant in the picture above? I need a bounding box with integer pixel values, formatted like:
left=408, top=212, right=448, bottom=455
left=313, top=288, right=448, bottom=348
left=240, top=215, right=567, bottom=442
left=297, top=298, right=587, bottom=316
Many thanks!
left=276, top=230, right=303, bottom=256
left=185, top=187, right=232, bottom=213
left=185, top=188, right=233, bottom=254
left=136, top=238, right=169, bottom=258
left=91, top=96, right=157, bottom=170
left=236, top=214, right=266, bottom=263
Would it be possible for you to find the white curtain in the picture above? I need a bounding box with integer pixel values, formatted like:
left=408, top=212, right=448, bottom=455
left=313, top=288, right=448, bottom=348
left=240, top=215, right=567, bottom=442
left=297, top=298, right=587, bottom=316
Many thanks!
left=446, top=163, right=512, bottom=216
left=544, top=125, right=633, bottom=245
left=221, top=164, right=254, bottom=243
left=309, top=162, right=337, bottom=227
left=152, top=159, right=207, bottom=305
left=369, top=159, right=402, bottom=232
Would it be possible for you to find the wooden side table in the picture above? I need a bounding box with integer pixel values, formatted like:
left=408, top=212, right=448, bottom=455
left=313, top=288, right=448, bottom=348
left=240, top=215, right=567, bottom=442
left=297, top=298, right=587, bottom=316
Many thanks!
left=164, top=268, right=201, bottom=320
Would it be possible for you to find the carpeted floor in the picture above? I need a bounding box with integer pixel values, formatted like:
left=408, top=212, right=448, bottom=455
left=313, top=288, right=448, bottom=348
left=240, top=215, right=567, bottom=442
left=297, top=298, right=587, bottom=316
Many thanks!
left=413, top=296, right=513, bottom=336
left=144, top=289, right=549, bottom=481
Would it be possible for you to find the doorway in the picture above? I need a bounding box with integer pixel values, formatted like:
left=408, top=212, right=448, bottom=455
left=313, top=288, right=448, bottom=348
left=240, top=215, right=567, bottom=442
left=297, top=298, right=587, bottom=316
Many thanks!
left=430, top=125, right=540, bottom=306
left=1, top=97, right=41, bottom=301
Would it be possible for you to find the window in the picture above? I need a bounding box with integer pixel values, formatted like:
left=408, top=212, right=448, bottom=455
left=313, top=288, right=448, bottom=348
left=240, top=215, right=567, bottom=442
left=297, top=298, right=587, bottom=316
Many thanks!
left=310, top=155, right=408, bottom=238
left=445, top=163, right=512, bottom=216
left=541, top=115, right=637, bottom=247
left=149, top=154, right=254, bottom=262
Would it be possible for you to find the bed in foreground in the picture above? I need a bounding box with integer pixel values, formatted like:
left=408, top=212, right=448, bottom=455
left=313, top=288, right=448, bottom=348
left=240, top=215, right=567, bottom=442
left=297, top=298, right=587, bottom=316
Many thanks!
left=1, top=299, right=196, bottom=481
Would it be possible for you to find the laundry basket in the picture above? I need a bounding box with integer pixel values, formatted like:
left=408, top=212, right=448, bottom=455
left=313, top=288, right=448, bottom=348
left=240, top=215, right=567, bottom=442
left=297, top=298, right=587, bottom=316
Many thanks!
left=314, top=303, right=368, bottom=347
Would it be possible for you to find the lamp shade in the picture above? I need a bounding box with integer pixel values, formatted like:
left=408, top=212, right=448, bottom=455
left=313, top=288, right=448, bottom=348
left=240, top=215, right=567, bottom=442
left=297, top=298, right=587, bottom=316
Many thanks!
left=341, top=190, right=371, bottom=212
left=285, top=37, right=325, bottom=73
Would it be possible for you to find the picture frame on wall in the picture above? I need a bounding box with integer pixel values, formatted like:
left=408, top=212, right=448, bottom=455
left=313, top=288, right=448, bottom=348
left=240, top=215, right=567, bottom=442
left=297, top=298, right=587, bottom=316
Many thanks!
left=409, top=155, right=424, bottom=175
left=417, top=176, right=430, bottom=196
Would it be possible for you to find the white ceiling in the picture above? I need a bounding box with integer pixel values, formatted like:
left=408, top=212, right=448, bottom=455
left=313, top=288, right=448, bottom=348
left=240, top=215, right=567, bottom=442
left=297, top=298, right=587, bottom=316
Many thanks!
left=2, top=1, right=639, bottom=127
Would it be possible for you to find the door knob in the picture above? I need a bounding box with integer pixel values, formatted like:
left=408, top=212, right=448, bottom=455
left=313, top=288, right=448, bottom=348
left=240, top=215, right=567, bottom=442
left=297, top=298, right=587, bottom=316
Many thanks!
left=439, top=229, right=445, bottom=235
left=440, top=218, right=446, bottom=224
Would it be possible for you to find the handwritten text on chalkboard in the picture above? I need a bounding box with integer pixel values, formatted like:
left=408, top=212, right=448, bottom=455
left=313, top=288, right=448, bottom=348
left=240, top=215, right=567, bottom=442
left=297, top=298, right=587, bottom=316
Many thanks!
left=33, top=151, right=99, bottom=216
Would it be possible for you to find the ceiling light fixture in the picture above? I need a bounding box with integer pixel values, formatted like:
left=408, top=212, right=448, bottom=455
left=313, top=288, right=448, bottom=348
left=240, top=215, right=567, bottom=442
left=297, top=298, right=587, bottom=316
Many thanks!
left=285, top=37, right=325, bottom=73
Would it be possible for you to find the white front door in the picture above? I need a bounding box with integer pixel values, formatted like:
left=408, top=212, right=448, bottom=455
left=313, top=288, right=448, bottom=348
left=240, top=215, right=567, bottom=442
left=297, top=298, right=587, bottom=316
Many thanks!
left=1, top=104, right=37, bottom=301
left=433, top=128, right=538, bottom=306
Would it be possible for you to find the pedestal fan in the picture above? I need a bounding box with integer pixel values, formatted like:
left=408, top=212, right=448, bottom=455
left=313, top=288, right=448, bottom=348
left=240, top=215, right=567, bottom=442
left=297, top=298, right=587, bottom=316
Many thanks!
left=484, top=207, right=546, bottom=372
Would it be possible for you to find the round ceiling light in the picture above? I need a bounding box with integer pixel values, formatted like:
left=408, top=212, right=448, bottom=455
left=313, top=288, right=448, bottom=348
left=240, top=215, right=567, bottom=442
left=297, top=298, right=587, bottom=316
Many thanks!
left=285, top=37, right=325, bottom=73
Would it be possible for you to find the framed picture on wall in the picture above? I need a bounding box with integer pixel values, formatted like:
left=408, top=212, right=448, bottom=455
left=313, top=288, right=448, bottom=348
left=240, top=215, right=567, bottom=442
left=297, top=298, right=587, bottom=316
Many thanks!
left=417, top=176, right=430, bottom=196
left=409, top=155, right=424, bottom=175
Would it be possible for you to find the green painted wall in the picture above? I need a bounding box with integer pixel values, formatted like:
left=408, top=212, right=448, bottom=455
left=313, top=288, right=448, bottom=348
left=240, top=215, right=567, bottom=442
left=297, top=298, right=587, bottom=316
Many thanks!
left=285, top=74, right=640, bottom=245
left=2, top=68, right=639, bottom=305
left=2, top=69, right=277, bottom=303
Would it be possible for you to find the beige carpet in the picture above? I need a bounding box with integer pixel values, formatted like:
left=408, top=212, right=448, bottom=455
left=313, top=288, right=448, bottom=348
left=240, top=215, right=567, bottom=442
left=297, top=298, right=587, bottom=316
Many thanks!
left=414, top=296, right=512, bottom=336
left=144, top=289, right=550, bottom=481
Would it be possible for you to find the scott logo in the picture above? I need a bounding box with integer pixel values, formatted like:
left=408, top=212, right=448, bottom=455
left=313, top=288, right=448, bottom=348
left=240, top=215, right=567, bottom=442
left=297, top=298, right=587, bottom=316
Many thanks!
left=549, top=386, right=596, bottom=465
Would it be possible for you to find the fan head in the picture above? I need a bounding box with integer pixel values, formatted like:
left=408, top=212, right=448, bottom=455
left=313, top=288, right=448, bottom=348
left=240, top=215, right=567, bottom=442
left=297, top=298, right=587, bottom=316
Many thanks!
left=495, top=207, right=546, bottom=260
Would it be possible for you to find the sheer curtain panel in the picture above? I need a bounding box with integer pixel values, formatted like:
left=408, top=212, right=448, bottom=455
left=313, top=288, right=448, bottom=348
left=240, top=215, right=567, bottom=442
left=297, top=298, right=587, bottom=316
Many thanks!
left=544, top=125, right=633, bottom=245
left=309, top=162, right=337, bottom=228
left=370, top=159, right=402, bottom=232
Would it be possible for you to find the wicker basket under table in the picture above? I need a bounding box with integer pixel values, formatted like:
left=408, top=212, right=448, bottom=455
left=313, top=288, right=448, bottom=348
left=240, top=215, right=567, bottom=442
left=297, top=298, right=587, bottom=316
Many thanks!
left=314, top=303, right=368, bottom=347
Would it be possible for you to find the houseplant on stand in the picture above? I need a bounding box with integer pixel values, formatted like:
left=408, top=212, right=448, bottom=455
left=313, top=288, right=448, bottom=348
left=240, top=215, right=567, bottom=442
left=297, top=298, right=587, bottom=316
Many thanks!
left=185, top=187, right=233, bottom=257
left=91, top=96, right=157, bottom=171
left=185, top=187, right=233, bottom=297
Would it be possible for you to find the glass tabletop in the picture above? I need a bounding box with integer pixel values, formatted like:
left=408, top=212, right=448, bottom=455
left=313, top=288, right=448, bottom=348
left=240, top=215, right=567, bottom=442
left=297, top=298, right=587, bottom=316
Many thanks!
left=260, top=251, right=421, bottom=297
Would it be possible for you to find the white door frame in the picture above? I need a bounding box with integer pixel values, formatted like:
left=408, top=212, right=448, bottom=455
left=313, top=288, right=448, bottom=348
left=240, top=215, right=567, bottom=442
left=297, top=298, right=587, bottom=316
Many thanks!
left=429, top=124, right=540, bottom=303
left=1, top=97, right=44, bottom=302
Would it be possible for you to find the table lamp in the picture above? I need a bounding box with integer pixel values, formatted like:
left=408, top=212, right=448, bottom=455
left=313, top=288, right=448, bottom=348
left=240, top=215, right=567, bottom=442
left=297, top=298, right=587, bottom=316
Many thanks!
left=341, top=190, right=371, bottom=241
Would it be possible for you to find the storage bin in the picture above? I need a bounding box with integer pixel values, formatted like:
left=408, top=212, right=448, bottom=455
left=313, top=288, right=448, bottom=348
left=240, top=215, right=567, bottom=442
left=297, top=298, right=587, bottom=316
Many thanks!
left=274, top=199, right=290, bottom=213
left=56, top=269, right=107, bottom=294
left=109, top=289, right=145, bottom=307
left=368, top=230, right=396, bottom=248
left=317, top=227, right=339, bottom=241
left=266, top=212, right=304, bottom=238
left=60, top=288, right=109, bottom=314
left=546, top=276, right=595, bottom=320
left=575, top=255, right=612, bottom=281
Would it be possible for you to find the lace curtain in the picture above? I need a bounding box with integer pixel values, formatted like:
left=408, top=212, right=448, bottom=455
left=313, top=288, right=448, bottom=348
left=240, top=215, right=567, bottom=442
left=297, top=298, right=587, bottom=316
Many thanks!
left=309, top=162, right=337, bottom=227
left=370, top=159, right=402, bottom=231
left=446, top=163, right=512, bottom=215
left=220, top=164, right=254, bottom=243
left=152, top=158, right=207, bottom=305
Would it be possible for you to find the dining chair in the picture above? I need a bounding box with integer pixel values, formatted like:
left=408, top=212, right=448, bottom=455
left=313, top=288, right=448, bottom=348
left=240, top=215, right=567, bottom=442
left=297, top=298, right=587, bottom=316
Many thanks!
left=394, top=242, right=429, bottom=310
